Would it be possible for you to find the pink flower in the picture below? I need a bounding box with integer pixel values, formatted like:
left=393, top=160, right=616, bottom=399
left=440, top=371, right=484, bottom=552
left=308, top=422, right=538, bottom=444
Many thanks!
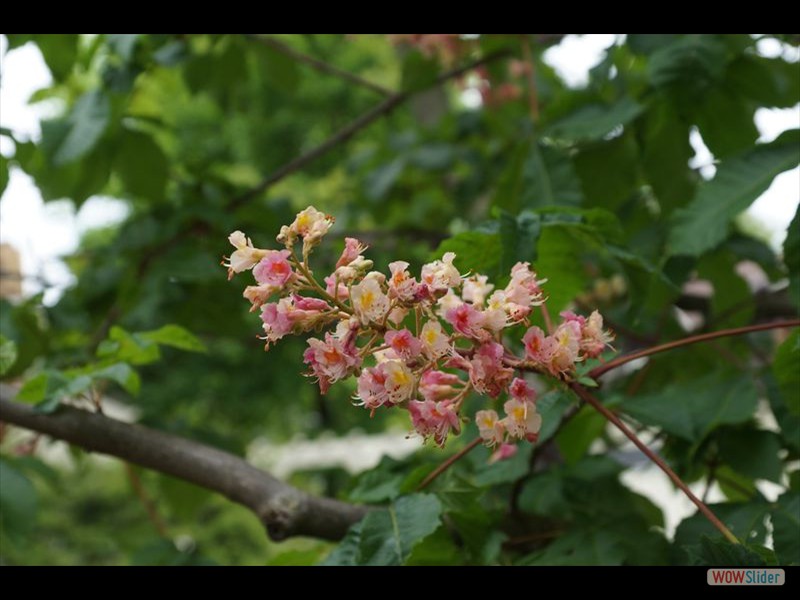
left=489, top=443, right=519, bottom=463
left=509, top=377, right=537, bottom=404
left=579, top=310, right=614, bottom=359
left=445, top=302, right=487, bottom=340
left=324, top=275, right=350, bottom=301
left=351, top=274, right=390, bottom=324
left=504, top=262, right=546, bottom=308
left=475, top=409, right=504, bottom=447
left=277, top=206, right=334, bottom=252
left=421, top=252, right=461, bottom=294
left=419, top=370, right=462, bottom=402
left=223, top=230, right=266, bottom=279
left=469, top=342, right=513, bottom=398
left=548, top=320, right=581, bottom=376
left=560, top=310, right=586, bottom=328
left=523, top=326, right=556, bottom=364
left=502, top=397, right=542, bottom=442
left=408, top=399, right=461, bottom=447
left=243, top=283, right=280, bottom=311
left=260, top=295, right=332, bottom=348
left=355, top=360, right=415, bottom=410
left=253, top=249, right=294, bottom=287
left=462, top=274, right=494, bottom=306
left=385, top=328, right=422, bottom=360
left=303, top=333, right=361, bottom=393
left=387, top=261, right=422, bottom=302
left=336, top=237, right=368, bottom=269
left=420, top=320, right=451, bottom=359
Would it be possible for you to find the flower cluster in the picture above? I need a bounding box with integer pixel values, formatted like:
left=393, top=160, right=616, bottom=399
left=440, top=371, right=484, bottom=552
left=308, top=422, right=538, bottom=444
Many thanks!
left=224, top=207, right=614, bottom=459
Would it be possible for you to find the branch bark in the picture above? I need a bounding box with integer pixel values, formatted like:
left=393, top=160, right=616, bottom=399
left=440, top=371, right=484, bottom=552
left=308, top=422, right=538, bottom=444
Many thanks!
left=0, top=387, right=367, bottom=542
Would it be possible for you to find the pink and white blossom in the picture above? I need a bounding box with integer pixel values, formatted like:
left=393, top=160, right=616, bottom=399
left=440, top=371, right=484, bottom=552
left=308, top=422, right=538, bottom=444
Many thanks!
left=385, top=328, right=422, bottom=360
left=469, top=342, right=513, bottom=398
left=223, top=231, right=266, bottom=279
left=408, top=399, right=461, bottom=447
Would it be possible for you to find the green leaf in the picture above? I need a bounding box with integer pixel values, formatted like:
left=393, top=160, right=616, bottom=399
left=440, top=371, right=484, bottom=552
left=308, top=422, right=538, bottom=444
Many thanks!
left=639, top=100, right=696, bottom=212
left=471, top=444, right=531, bottom=487
left=668, top=130, right=800, bottom=256
left=519, top=528, right=627, bottom=566
left=686, top=535, right=767, bottom=566
left=727, top=55, right=800, bottom=109
left=401, top=52, right=439, bottom=92
left=784, top=205, right=800, bottom=310
left=498, top=211, right=541, bottom=274
left=357, top=493, right=442, bottom=565
left=494, top=142, right=583, bottom=213
left=97, top=326, right=161, bottom=365
left=253, top=41, right=300, bottom=92
left=35, top=34, right=79, bottom=80
left=0, top=459, right=38, bottom=541
left=0, top=335, right=18, bottom=377
left=535, top=390, right=574, bottom=444
left=140, top=324, right=207, bottom=353
left=770, top=490, right=800, bottom=564
left=546, top=97, right=643, bottom=142
left=556, top=408, right=606, bottom=464
left=694, top=86, right=759, bottom=158
left=620, top=372, right=758, bottom=442
left=90, top=362, right=141, bottom=396
left=647, top=35, right=728, bottom=92
left=0, top=153, right=8, bottom=197
left=115, top=129, right=169, bottom=200
left=717, top=427, right=784, bottom=483
left=433, top=231, right=501, bottom=279
left=675, top=501, right=770, bottom=549
left=40, top=90, right=110, bottom=166
left=574, top=131, right=640, bottom=211
left=16, top=371, right=69, bottom=405
left=773, top=329, right=800, bottom=415
left=320, top=521, right=363, bottom=566
left=365, top=158, right=405, bottom=201
left=534, top=226, right=588, bottom=313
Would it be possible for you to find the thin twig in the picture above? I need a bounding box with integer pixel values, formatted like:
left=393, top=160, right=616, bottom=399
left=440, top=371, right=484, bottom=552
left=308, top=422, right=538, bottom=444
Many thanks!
left=589, top=319, right=800, bottom=380
left=229, top=49, right=511, bottom=211
left=124, top=463, right=169, bottom=537
left=417, top=437, right=482, bottom=490
left=568, top=382, right=740, bottom=545
left=245, top=34, right=393, bottom=96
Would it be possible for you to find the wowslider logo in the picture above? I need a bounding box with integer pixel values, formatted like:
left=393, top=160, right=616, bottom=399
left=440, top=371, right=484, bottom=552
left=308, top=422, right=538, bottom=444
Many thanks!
left=707, top=569, right=785, bottom=586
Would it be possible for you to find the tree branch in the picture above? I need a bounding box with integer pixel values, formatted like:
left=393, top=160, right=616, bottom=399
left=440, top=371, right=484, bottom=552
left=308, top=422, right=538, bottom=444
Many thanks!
left=244, top=35, right=393, bottom=96
left=568, top=382, right=740, bottom=544
left=588, top=319, right=800, bottom=380
left=416, top=437, right=482, bottom=490
left=0, top=387, right=367, bottom=542
left=228, top=49, right=511, bottom=211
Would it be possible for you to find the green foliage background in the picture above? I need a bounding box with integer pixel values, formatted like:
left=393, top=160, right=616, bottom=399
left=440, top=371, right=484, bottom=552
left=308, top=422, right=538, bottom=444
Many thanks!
left=0, top=33, right=798, bottom=566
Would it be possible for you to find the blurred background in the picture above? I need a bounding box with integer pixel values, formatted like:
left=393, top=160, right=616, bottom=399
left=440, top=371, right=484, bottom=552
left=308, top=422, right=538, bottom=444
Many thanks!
left=0, top=34, right=798, bottom=566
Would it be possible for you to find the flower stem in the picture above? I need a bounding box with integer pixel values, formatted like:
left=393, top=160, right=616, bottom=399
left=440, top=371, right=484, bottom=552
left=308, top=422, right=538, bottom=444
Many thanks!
left=417, top=437, right=482, bottom=490
left=568, top=382, right=740, bottom=545
left=589, top=319, right=800, bottom=380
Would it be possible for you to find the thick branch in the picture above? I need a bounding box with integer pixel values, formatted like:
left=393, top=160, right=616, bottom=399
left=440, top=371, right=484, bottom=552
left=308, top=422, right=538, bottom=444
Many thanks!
left=0, top=388, right=367, bottom=542
left=229, top=49, right=511, bottom=210
left=588, top=319, right=800, bottom=380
